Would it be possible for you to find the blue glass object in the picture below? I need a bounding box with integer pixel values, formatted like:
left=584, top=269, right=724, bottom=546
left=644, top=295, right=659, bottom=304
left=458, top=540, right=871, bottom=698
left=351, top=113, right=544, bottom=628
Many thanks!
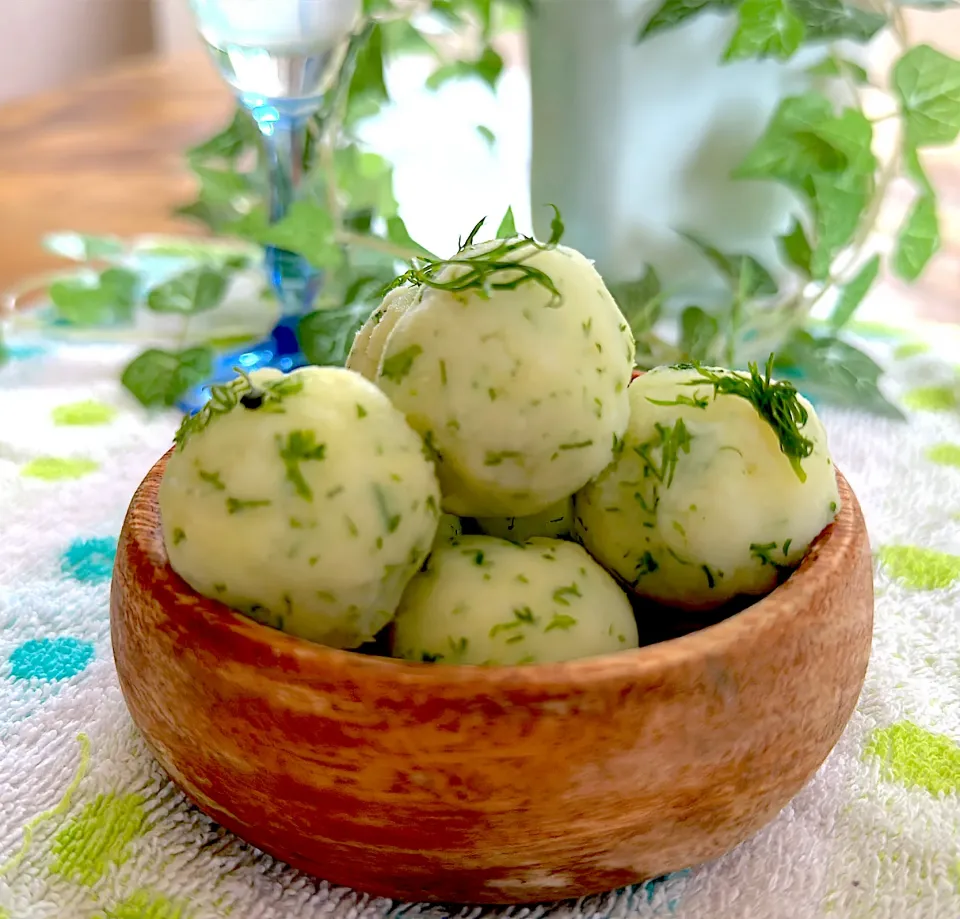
left=178, top=2, right=368, bottom=413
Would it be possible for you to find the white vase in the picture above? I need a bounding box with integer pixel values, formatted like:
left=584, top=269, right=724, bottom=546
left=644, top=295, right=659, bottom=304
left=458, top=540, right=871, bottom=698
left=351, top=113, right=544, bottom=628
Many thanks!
left=528, top=0, right=821, bottom=301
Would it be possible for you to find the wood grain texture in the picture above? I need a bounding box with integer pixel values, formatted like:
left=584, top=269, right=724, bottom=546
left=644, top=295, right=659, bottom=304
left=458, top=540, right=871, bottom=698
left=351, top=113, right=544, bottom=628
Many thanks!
left=110, top=453, right=874, bottom=904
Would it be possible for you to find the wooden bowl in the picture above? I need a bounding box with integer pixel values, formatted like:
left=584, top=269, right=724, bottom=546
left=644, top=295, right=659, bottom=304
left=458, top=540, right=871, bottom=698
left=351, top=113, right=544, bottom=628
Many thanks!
left=111, top=454, right=873, bottom=905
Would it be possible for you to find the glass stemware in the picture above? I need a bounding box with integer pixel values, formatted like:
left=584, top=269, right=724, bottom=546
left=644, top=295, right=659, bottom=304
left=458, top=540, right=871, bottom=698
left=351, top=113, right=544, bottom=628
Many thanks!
left=181, top=0, right=366, bottom=410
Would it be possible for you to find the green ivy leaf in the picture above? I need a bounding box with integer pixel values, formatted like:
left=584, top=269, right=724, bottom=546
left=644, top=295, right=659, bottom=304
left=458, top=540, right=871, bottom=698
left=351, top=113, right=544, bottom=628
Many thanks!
left=735, top=93, right=874, bottom=278
left=788, top=0, right=887, bottom=41
left=336, top=146, right=399, bottom=218
left=382, top=20, right=439, bottom=57
left=774, top=331, right=904, bottom=418
left=779, top=219, right=813, bottom=275
left=828, top=254, right=880, bottom=330
left=43, top=233, right=126, bottom=263
left=299, top=302, right=374, bottom=367
left=234, top=201, right=344, bottom=271
left=679, top=231, right=778, bottom=296
left=49, top=268, right=140, bottom=326
left=426, top=45, right=504, bottom=91
left=350, top=23, right=389, bottom=105
left=680, top=306, right=720, bottom=360
left=724, top=0, right=806, bottom=61
left=146, top=267, right=230, bottom=315
left=609, top=266, right=662, bottom=339
left=904, top=143, right=934, bottom=195
left=810, top=168, right=871, bottom=277
left=121, top=347, right=214, bottom=408
left=894, top=44, right=960, bottom=147
left=477, top=124, right=496, bottom=147
left=807, top=56, right=869, bottom=83
left=185, top=109, right=259, bottom=164
left=497, top=206, right=518, bottom=238
left=638, top=0, right=738, bottom=41
left=386, top=215, right=435, bottom=257
left=893, top=194, right=940, bottom=281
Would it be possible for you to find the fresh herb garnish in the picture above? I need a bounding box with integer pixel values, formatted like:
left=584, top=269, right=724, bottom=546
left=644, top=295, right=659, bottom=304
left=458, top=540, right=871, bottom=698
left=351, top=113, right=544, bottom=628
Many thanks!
left=545, top=613, right=578, bottom=632
left=750, top=542, right=779, bottom=567
left=174, top=370, right=304, bottom=451
left=685, top=355, right=813, bottom=482
left=382, top=207, right=565, bottom=305
left=559, top=439, right=594, bottom=451
left=484, top=450, right=523, bottom=466
left=172, top=527, right=186, bottom=545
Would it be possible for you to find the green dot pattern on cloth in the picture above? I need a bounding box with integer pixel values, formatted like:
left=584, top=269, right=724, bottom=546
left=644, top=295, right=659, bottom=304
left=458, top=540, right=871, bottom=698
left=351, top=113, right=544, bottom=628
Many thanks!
left=902, top=385, right=958, bottom=411
left=878, top=545, right=960, bottom=590
left=894, top=342, right=930, bottom=359
left=52, top=400, right=117, bottom=427
left=50, top=793, right=147, bottom=886
left=21, top=457, right=99, bottom=481
left=927, top=443, right=960, bottom=469
left=95, top=889, right=191, bottom=919
left=865, top=721, right=960, bottom=796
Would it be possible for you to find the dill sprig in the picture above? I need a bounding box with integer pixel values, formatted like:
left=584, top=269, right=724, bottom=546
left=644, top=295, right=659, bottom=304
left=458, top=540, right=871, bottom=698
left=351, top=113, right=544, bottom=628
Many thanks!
left=382, top=206, right=566, bottom=305
left=686, top=355, right=813, bottom=482
left=173, top=368, right=304, bottom=451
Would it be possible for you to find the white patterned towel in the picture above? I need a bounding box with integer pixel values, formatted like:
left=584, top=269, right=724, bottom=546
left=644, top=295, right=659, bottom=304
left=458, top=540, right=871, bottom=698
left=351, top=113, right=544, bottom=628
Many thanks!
left=1, top=325, right=959, bottom=919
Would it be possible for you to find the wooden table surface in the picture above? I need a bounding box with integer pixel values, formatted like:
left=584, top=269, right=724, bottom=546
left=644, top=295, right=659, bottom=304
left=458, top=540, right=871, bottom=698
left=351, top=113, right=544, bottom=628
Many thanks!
left=0, top=51, right=957, bottom=324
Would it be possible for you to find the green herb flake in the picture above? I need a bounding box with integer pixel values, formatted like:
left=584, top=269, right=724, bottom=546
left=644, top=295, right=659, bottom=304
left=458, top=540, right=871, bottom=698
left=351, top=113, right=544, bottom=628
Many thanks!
left=198, top=469, right=226, bottom=490
left=545, top=613, right=578, bottom=632
left=308, top=556, right=319, bottom=566
left=448, top=636, right=469, bottom=656
left=344, top=515, right=359, bottom=537
left=559, top=439, right=594, bottom=451
left=420, top=651, right=444, bottom=663
left=783, top=538, right=793, bottom=556
left=582, top=318, right=593, bottom=336
left=326, top=485, right=345, bottom=499
left=226, top=497, right=271, bottom=514
left=830, top=500, right=838, bottom=513
left=484, top=450, right=523, bottom=466
left=277, top=430, right=326, bottom=501
left=172, top=527, right=186, bottom=546
left=635, top=552, right=659, bottom=579
left=634, top=418, right=693, bottom=488
left=439, top=360, right=448, bottom=386
left=356, top=403, right=368, bottom=419
left=381, top=344, right=423, bottom=384
left=213, top=582, right=226, bottom=593
left=552, top=583, right=582, bottom=606
left=516, top=573, right=530, bottom=584
left=750, top=541, right=779, bottom=566
left=703, top=564, right=719, bottom=589
left=488, top=387, right=498, bottom=401
left=373, top=484, right=402, bottom=533
left=506, top=634, right=525, bottom=644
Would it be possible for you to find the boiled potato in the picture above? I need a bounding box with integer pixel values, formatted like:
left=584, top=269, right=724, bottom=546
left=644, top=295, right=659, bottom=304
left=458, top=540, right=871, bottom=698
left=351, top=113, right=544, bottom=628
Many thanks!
left=346, top=284, right=417, bottom=381
left=474, top=496, right=573, bottom=542
left=391, top=535, right=639, bottom=665
left=574, top=364, right=840, bottom=610
left=373, top=240, right=635, bottom=517
left=433, top=513, right=463, bottom=547
left=160, top=365, right=441, bottom=648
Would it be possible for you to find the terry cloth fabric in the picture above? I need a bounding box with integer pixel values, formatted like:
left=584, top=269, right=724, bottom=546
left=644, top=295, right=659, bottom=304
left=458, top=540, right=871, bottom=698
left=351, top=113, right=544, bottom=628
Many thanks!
left=0, top=329, right=958, bottom=919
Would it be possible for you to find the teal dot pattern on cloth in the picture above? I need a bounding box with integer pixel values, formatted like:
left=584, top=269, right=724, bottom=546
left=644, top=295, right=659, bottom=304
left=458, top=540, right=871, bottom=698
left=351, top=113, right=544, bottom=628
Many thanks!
left=61, top=537, right=118, bottom=584
left=9, top=637, right=95, bottom=681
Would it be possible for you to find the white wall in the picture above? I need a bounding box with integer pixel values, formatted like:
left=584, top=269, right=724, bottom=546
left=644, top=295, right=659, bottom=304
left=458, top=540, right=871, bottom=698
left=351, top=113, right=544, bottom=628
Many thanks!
left=0, top=0, right=155, bottom=104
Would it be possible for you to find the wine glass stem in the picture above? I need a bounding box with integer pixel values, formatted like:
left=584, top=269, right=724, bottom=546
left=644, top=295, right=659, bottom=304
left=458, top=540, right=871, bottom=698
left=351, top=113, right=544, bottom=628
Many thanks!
left=259, top=113, right=322, bottom=318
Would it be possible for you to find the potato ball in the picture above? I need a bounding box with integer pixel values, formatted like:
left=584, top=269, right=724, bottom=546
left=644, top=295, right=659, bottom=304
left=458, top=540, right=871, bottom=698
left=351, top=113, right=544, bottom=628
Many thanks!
left=574, top=363, right=840, bottom=610
left=474, top=496, right=573, bottom=542
left=160, top=365, right=441, bottom=647
left=373, top=240, right=635, bottom=517
left=345, top=284, right=417, bottom=382
left=391, top=535, right=639, bottom=665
